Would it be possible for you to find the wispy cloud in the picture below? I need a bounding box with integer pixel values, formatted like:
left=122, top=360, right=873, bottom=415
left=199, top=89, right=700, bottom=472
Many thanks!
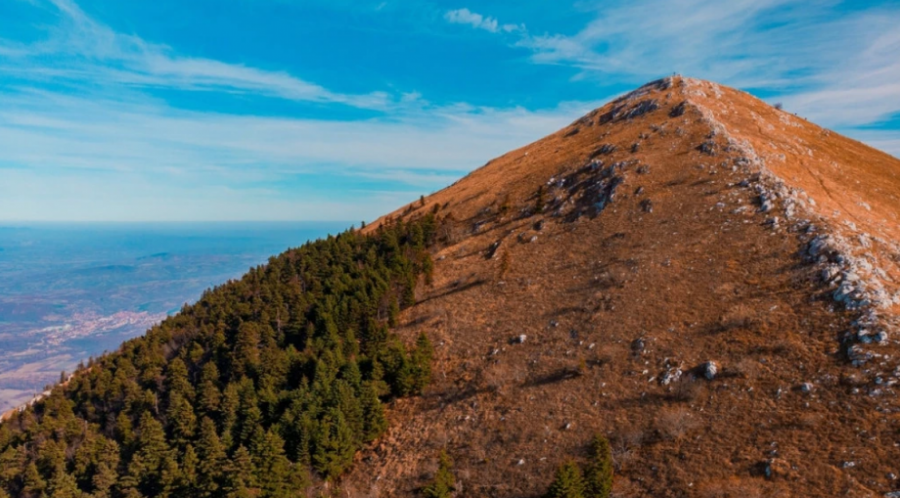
left=0, top=0, right=390, bottom=109
left=444, top=8, right=522, bottom=34
left=0, top=86, right=597, bottom=220
left=0, top=0, right=597, bottom=221
left=0, top=87, right=594, bottom=174
left=496, top=0, right=900, bottom=137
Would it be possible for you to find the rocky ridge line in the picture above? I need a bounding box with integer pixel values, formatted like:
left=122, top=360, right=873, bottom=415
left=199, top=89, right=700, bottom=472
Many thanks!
left=675, top=76, right=899, bottom=379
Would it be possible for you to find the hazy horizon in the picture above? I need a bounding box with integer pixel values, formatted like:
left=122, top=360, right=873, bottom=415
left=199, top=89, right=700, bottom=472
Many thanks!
left=0, top=221, right=347, bottom=411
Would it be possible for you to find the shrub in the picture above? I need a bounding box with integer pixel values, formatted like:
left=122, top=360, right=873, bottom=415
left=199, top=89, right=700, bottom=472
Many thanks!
left=498, top=251, right=511, bottom=280
left=498, top=194, right=512, bottom=217
left=422, top=450, right=455, bottom=498
left=535, top=186, right=546, bottom=213
left=656, top=407, right=697, bottom=441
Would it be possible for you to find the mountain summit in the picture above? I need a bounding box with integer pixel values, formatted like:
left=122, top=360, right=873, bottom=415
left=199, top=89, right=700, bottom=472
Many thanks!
left=3, top=76, right=900, bottom=498
left=348, top=76, right=900, bottom=496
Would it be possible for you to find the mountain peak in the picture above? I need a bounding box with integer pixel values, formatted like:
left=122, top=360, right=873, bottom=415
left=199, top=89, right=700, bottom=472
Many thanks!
left=356, top=76, right=900, bottom=496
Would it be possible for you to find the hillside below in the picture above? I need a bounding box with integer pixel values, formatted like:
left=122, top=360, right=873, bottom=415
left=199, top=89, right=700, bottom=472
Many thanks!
left=348, top=76, right=900, bottom=497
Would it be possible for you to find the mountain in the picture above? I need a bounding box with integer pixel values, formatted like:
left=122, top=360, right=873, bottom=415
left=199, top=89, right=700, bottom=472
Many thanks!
left=344, top=76, right=900, bottom=497
left=2, top=76, right=900, bottom=498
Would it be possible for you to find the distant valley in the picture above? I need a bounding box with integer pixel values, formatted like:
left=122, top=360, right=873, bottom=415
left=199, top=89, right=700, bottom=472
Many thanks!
left=0, top=222, right=345, bottom=412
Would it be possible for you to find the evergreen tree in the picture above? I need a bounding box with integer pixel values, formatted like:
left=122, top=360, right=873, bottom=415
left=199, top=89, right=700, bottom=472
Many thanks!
left=360, top=382, right=388, bottom=442
left=584, top=434, right=613, bottom=498
left=131, top=412, right=171, bottom=496
left=179, top=445, right=198, bottom=490
left=411, top=332, right=434, bottom=393
left=219, top=383, right=240, bottom=448
left=159, top=454, right=181, bottom=497
left=23, top=462, right=46, bottom=497
left=311, top=409, right=356, bottom=479
left=47, top=471, right=80, bottom=498
left=116, top=412, right=135, bottom=448
left=331, top=380, right=364, bottom=443
left=546, top=461, right=585, bottom=498
left=388, top=297, right=401, bottom=328
left=92, top=463, right=117, bottom=498
left=234, top=322, right=261, bottom=378
left=196, top=418, right=226, bottom=498
left=252, top=431, right=293, bottom=498
left=197, top=380, right=221, bottom=416
left=421, top=252, right=435, bottom=286
left=421, top=450, right=455, bottom=498
left=165, top=358, right=194, bottom=400
left=225, top=445, right=255, bottom=491
left=167, top=393, right=197, bottom=446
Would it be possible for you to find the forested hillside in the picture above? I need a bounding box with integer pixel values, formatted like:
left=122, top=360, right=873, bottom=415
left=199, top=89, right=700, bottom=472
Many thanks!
left=0, top=215, right=441, bottom=498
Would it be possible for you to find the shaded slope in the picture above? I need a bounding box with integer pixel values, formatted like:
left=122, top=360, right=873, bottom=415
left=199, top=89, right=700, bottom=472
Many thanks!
left=351, top=77, right=900, bottom=497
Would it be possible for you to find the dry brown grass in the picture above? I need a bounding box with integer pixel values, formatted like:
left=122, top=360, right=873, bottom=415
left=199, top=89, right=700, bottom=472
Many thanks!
left=655, top=407, right=698, bottom=441
left=669, top=377, right=702, bottom=402
left=699, top=480, right=764, bottom=498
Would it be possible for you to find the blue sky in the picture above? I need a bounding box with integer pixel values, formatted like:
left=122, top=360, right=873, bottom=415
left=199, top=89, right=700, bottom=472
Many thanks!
left=1, top=0, right=898, bottom=222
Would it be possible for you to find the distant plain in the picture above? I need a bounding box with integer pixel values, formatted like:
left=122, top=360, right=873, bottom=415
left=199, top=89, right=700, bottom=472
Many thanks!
left=0, top=222, right=346, bottom=411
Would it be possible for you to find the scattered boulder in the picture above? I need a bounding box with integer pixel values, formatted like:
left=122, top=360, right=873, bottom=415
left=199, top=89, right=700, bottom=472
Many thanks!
left=659, top=367, right=683, bottom=386
left=759, top=193, right=775, bottom=213
left=631, top=337, right=646, bottom=354
left=764, top=458, right=793, bottom=480
left=640, top=199, right=653, bottom=213
left=858, top=329, right=888, bottom=345
left=514, top=334, right=527, bottom=344
left=701, top=361, right=719, bottom=380
left=798, top=382, right=814, bottom=394
left=486, top=239, right=503, bottom=259
left=847, top=345, right=873, bottom=366
left=699, top=141, right=718, bottom=156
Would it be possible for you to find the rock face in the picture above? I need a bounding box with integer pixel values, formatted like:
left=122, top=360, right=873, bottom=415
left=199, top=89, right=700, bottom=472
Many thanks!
left=349, top=76, right=900, bottom=498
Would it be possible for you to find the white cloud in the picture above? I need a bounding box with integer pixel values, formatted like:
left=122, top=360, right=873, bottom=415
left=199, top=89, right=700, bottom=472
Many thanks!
left=0, top=0, right=390, bottom=109
left=506, top=0, right=900, bottom=141
left=444, top=8, right=522, bottom=34
left=0, top=86, right=600, bottom=220
left=849, top=130, right=900, bottom=160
